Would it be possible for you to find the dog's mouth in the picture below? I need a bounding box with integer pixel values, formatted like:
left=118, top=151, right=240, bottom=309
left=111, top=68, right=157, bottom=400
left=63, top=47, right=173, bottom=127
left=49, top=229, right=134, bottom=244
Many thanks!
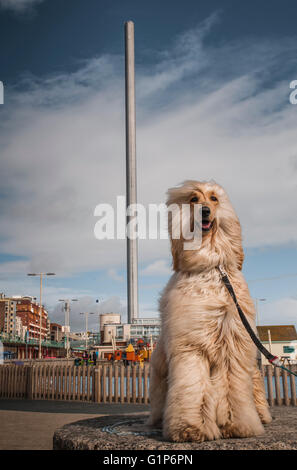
left=202, top=219, right=213, bottom=232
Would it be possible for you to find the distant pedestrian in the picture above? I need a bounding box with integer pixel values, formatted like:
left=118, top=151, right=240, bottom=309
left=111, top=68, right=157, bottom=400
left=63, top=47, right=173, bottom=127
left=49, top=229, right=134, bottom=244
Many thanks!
left=82, top=350, right=88, bottom=365
left=92, top=350, right=97, bottom=366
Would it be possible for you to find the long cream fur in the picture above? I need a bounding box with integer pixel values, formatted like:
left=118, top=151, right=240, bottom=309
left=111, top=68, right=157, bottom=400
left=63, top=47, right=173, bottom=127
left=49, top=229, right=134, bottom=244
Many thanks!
left=149, top=180, right=272, bottom=442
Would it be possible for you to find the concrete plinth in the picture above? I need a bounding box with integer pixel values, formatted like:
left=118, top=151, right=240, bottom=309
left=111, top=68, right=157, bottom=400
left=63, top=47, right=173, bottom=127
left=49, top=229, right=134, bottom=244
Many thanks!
left=53, top=407, right=297, bottom=450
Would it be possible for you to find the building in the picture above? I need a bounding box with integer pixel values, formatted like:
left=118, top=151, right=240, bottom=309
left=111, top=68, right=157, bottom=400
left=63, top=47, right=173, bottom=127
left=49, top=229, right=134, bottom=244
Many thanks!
left=100, top=314, right=161, bottom=345
left=0, top=295, right=49, bottom=342
left=0, top=294, right=5, bottom=332
left=46, top=317, right=51, bottom=341
left=0, top=294, right=67, bottom=359
left=100, top=313, right=121, bottom=343
left=15, top=316, right=27, bottom=341
left=0, top=294, right=21, bottom=336
left=50, top=323, right=63, bottom=342
left=16, top=296, right=49, bottom=342
left=257, top=325, right=297, bottom=365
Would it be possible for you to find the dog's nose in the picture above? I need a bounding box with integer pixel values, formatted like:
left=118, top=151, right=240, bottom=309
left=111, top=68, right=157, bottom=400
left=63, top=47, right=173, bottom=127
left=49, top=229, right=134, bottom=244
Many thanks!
left=202, top=206, right=211, bottom=218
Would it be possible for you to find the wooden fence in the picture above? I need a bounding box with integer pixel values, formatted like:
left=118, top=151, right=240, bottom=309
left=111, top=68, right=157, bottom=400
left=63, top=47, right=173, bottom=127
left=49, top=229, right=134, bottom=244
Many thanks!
left=0, top=363, right=150, bottom=404
left=0, top=363, right=296, bottom=405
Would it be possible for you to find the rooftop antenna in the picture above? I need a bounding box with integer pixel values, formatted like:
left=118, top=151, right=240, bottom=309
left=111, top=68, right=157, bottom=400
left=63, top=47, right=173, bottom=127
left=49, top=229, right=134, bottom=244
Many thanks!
left=125, top=21, right=139, bottom=324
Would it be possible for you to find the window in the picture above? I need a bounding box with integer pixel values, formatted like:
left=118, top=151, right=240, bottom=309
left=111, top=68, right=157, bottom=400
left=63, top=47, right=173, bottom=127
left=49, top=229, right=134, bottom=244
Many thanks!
left=283, top=346, right=295, bottom=354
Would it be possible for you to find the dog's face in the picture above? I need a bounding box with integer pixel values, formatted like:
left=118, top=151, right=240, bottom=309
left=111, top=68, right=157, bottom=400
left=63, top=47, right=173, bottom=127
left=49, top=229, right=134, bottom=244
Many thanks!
left=188, top=186, right=219, bottom=236
left=166, top=180, right=244, bottom=272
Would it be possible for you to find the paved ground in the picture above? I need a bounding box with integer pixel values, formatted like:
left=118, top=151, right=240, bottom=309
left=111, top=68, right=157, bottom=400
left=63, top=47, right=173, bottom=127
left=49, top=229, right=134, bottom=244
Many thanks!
left=0, top=400, right=149, bottom=450
left=1, top=400, right=297, bottom=450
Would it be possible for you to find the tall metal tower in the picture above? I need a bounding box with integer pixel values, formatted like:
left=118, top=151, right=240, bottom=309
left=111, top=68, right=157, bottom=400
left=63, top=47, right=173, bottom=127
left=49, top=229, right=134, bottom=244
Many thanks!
left=125, top=21, right=139, bottom=324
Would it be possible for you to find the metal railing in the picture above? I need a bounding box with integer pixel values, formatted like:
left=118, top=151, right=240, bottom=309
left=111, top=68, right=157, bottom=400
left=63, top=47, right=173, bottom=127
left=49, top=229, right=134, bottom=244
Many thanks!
left=0, top=333, right=64, bottom=349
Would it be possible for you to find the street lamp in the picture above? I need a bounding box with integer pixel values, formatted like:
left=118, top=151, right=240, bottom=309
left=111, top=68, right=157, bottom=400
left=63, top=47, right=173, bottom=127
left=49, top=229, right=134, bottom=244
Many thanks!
left=254, top=298, right=266, bottom=326
left=80, top=312, right=95, bottom=351
left=96, top=298, right=101, bottom=343
left=59, top=299, right=78, bottom=358
left=27, top=272, right=56, bottom=359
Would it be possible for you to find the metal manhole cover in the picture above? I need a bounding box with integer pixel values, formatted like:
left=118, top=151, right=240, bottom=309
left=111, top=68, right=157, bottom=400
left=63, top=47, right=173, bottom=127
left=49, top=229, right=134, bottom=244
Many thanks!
left=101, top=419, right=162, bottom=437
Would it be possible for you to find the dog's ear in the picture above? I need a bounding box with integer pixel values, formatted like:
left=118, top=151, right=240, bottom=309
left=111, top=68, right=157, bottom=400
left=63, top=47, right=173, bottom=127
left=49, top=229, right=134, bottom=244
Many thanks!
left=166, top=186, right=185, bottom=272
left=237, top=243, right=244, bottom=271
left=170, top=238, right=180, bottom=271
left=167, top=208, right=181, bottom=271
left=225, top=217, right=244, bottom=270
left=217, top=207, right=244, bottom=271
left=231, top=218, right=244, bottom=270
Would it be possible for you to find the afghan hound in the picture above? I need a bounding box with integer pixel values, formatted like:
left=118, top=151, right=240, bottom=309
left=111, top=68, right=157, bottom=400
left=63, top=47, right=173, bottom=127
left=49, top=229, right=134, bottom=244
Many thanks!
left=148, top=180, right=271, bottom=442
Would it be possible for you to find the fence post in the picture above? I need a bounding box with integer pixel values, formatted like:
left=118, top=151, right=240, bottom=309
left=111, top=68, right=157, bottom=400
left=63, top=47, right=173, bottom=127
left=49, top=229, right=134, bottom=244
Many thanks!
left=282, top=368, right=290, bottom=406
left=120, top=364, right=125, bottom=404
left=27, top=366, right=34, bottom=399
left=266, top=365, right=274, bottom=406
left=81, top=364, right=85, bottom=401
left=102, top=364, right=107, bottom=403
left=289, top=365, right=297, bottom=406
left=126, top=365, right=131, bottom=403
left=93, top=366, right=101, bottom=403
left=93, top=366, right=97, bottom=402
left=114, top=364, right=119, bottom=403
left=144, top=363, right=149, bottom=404
left=137, top=364, right=142, bottom=403
left=274, top=366, right=282, bottom=406
left=108, top=364, right=113, bottom=403
left=132, top=364, right=136, bottom=403
left=87, top=366, right=91, bottom=401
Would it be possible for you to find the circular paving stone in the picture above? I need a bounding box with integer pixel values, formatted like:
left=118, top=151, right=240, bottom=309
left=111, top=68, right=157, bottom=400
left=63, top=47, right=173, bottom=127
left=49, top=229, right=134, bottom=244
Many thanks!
left=53, top=408, right=297, bottom=450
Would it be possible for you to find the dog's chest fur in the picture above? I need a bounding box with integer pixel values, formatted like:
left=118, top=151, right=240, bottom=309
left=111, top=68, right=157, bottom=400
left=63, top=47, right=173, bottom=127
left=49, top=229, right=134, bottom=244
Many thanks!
left=160, top=269, right=256, bottom=363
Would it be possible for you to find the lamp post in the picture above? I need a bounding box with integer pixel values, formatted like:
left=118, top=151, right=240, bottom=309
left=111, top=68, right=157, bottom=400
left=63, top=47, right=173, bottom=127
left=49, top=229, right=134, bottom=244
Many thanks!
left=96, top=298, right=101, bottom=343
left=27, top=272, right=56, bottom=359
left=254, top=298, right=266, bottom=326
left=59, top=299, right=78, bottom=358
left=80, top=312, right=95, bottom=351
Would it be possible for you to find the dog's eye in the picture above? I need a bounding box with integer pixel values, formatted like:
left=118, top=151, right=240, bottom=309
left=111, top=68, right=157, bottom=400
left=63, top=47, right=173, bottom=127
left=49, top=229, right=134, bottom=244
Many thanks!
left=210, top=195, right=218, bottom=202
left=190, top=196, right=198, bottom=203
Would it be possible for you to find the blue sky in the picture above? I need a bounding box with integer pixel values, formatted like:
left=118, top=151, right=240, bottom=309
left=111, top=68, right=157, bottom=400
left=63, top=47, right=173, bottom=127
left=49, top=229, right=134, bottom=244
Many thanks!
left=0, top=0, right=297, bottom=331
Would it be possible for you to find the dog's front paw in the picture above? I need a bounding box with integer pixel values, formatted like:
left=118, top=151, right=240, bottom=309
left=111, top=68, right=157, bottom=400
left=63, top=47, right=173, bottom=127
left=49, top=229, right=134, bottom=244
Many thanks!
left=220, top=421, right=264, bottom=439
left=257, top=407, right=273, bottom=424
left=164, top=422, right=221, bottom=443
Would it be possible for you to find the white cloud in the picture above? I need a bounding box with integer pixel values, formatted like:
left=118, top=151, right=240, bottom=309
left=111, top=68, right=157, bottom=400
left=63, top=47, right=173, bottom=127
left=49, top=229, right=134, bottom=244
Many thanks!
left=0, top=0, right=44, bottom=12
left=0, top=18, right=297, bottom=285
left=50, top=295, right=126, bottom=332
left=141, top=259, right=172, bottom=277
left=107, top=268, right=124, bottom=282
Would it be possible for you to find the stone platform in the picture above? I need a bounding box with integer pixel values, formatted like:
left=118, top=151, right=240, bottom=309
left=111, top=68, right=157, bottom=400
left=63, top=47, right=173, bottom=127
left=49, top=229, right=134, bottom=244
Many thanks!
left=53, top=407, right=297, bottom=450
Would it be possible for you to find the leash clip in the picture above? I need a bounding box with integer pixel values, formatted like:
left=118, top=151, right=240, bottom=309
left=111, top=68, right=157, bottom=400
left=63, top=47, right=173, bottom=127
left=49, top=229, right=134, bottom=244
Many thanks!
left=217, top=264, right=227, bottom=277
left=269, top=356, right=283, bottom=367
